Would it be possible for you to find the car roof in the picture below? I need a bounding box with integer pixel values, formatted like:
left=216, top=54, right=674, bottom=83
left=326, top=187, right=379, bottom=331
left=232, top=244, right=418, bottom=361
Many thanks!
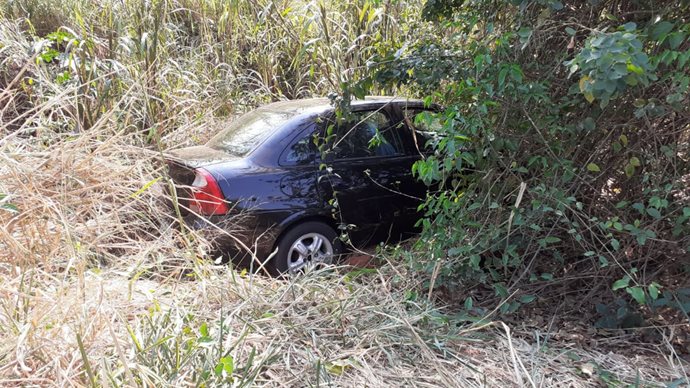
left=243, top=96, right=434, bottom=165
left=256, top=96, right=427, bottom=116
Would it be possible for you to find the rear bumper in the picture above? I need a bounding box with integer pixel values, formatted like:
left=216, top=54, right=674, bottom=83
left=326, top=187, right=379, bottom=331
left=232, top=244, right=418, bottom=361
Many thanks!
left=183, top=213, right=278, bottom=263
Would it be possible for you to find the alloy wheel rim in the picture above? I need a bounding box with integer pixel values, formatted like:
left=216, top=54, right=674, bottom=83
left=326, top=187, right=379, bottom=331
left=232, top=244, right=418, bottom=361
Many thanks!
left=287, top=233, right=334, bottom=273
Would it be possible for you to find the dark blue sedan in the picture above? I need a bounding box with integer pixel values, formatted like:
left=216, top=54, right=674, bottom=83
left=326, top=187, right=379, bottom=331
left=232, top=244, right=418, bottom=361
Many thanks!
left=166, top=97, right=435, bottom=275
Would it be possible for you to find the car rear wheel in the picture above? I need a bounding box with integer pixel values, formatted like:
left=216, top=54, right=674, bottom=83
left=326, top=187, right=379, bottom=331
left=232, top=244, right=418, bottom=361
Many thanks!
left=270, top=221, right=342, bottom=275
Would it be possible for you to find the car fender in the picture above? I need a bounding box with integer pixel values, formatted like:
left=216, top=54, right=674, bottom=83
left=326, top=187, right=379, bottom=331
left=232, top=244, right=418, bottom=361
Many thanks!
left=273, top=208, right=337, bottom=242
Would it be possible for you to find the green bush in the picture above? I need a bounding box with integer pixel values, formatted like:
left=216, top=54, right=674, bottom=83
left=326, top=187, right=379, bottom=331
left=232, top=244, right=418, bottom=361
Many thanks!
left=370, top=0, right=690, bottom=316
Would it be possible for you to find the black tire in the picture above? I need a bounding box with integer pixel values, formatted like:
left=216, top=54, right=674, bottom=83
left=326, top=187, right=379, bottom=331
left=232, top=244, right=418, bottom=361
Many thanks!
left=269, top=221, right=342, bottom=276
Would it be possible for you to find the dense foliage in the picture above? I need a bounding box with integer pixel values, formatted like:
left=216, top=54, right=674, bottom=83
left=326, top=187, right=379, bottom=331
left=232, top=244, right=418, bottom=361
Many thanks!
left=368, top=0, right=690, bottom=322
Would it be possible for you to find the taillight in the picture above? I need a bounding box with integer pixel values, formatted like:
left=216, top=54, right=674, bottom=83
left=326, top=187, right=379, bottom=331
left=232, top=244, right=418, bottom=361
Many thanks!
left=189, top=168, right=229, bottom=215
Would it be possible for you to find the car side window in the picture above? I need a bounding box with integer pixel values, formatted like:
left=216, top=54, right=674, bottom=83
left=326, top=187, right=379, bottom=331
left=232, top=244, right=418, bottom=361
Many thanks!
left=403, top=108, right=444, bottom=132
left=282, top=131, right=318, bottom=165
left=402, top=108, right=444, bottom=154
left=332, top=111, right=404, bottom=159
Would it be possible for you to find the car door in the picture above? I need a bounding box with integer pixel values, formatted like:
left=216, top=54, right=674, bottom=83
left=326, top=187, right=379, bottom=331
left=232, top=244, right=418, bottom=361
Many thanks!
left=317, top=106, right=419, bottom=245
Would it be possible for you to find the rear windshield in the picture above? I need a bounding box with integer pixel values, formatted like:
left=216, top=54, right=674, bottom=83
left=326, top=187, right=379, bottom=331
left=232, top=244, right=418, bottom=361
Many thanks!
left=206, top=109, right=295, bottom=156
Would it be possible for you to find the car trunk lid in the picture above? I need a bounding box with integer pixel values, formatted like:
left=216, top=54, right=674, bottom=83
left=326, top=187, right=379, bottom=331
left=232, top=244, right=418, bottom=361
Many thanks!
left=165, top=145, right=238, bottom=215
left=167, top=145, right=238, bottom=169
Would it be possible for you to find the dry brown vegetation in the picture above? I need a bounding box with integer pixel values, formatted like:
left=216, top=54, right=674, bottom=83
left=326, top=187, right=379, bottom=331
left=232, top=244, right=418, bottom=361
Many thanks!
left=1, top=0, right=688, bottom=386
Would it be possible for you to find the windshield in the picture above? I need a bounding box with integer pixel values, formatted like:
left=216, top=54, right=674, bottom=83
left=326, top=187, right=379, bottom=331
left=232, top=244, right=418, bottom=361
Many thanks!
left=206, top=109, right=295, bottom=156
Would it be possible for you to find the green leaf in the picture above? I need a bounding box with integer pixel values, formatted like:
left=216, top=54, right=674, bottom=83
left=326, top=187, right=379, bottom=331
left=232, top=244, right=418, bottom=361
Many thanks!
left=626, top=74, right=640, bottom=86
left=199, top=322, right=209, bottom=337
left=494, top=282, right=508, bottom=298
left=619, top=134, right=628, bottom=146
left=542, top=236, right=561, bottom=244
left=629, top=156, right=640, bottom=167
left=622, top=22, right=637, bottom=32
left=1, top=203, right=18, bottom=213
left=627, top=63, right=644, bottom=75
left=586, top=163, right=600, bottom=172
left=646, top=207, right=661, bottom=219
left=498, top=67, right=509, bottom=88
left=612, top=276, right=630, bottom=291
left=325, top=359, right=353, bottom=376
left=509, top=65, right=523, bottom=82
left=464, top=297, right=473, bottom=310
left=668, top=31, right=687, bottom=49
left=624, top=163, right=635, bottom=177
left=610, top=238, right=620, bottom=251
left=447, top=247, right=463, bottom=256
left=648, top=197, right=664, bottom=210
left=651, top=21, right=674, bottom=42
left=632, top=202, right=645, bottom=213
left=626, top=287, right=646, bottom=304
left=565, top=27, right=576, bottom=36
left=215, top=356, right=234, bottom=376
left=469, top=254, right=481, bottom=270
left=39, top=48, right=59, bottom=63
left=648, top=283, right=660, bottom=300
left=519, top=294, right=536, bottom=304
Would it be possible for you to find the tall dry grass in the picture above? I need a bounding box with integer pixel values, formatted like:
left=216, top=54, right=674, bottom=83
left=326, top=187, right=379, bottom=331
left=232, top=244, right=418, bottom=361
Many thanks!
left=0, top=0, right=688, bottom=386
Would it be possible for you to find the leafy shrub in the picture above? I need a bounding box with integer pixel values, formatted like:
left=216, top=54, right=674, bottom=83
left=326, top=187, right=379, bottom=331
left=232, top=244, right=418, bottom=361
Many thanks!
left=565, top=22, right=656, bottom=107
left=369, top=0, right=690, bottom=315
